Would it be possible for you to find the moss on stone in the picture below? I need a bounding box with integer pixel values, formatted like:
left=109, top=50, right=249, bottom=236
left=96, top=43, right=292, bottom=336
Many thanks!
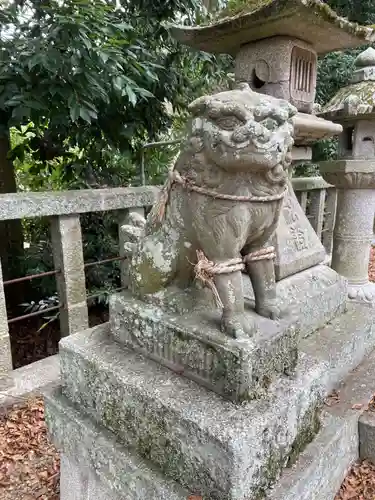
left=250, top=404, right=321, bottom=499
left=130, top=253, right=170, bottom=296
left=287, top=404, right=321, bottom=467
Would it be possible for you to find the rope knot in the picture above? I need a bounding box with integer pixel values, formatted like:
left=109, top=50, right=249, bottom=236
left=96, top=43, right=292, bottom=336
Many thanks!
left=193, top=248, right=276, bottom=309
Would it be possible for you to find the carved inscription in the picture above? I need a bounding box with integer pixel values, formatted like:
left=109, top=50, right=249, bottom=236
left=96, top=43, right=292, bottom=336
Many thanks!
left=283, top=191, right=308, bottom=251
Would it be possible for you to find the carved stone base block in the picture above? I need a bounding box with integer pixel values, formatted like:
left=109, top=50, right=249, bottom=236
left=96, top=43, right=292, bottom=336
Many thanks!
left=272, top=179, right=326, bottom=281
left=109, top=291, right=299, bottom=403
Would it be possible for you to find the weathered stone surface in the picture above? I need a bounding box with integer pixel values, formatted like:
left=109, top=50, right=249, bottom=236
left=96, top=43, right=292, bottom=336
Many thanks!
left=59, top=328, right=319, bottom=499
left=292, top=113, right=342, bottom=146
left=319, top=49, right=375, bottom=305
left=0, top=334, right=12, bottom=390
left=44, top=390, right=188, bottom=500
left=0, top=354, right=60, bottom=408
left=300, top=304, right=375, bottom=391
left=235, top=37, right=317, bottom=113
left=0, top=260, right=12, bottom=390
left=0, top=186, right=159, bottom=221
left=243, top=264, right=347, bottom=338
left=320, top=162, right=375, bottom=304
left=268, top=412, right=358, bottom=500
left=269, top=181, right=326, bottom=280
left=50, top=215, right=89, bottom=336
left=109, top=291, right=299, bottom=402
left=320, top=48, right=375, bottom=120
left=359, top=412, right=375, bottom=464
left=269, top=343, right=375, bottom=500
left=56, top=302, right=375, bottom=500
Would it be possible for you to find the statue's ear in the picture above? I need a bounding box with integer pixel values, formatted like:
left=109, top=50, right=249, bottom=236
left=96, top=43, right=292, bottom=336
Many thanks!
left=188, top=95, right=209, bottom=116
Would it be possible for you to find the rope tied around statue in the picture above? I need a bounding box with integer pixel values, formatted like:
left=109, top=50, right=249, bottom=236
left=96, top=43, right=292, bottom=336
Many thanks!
left=151, top=163, right=285, bottom=309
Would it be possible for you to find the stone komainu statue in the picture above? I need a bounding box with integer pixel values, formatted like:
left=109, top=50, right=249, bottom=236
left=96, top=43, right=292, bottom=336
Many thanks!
left=124, top=83, right=296, bottom=338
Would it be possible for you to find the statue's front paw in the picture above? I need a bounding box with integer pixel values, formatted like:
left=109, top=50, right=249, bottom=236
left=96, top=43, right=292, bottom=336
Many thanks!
left=256, top=300, right=281, bottom=320
left=221, top=311, right=254, bottom=339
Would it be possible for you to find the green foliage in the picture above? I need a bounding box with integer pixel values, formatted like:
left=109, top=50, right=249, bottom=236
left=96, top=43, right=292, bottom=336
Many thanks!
left=1, top=0, right=233, bottom=307
left=0, top=0, right=231, bottom=178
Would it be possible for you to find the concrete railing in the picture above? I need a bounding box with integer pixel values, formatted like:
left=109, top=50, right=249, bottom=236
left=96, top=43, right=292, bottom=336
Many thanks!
left=0, top=186, right=160, bottom=389
left=0, top=178, right=336, bottom=390
left=293, top=176, right=337, bottom=257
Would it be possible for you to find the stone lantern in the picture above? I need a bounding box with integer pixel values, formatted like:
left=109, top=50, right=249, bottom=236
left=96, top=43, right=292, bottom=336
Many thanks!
left=319, top=47, right=375, bottom=303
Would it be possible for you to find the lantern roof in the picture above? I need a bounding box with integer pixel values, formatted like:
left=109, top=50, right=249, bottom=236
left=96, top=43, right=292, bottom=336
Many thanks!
left=319, top=47, right=375, bottom=121
left=169, top=0, right=375, bottom=56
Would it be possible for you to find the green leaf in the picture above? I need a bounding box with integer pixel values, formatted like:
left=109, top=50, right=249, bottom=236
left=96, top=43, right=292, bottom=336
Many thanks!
left=98, top=51, right=109, bottom=64
left=115, top=22, right=133, bottom=31
left=125, top=85, right=137, bottom=106
left=70, top=104, right=80, bottom=122
left=79, top=107, right=92, bottom=123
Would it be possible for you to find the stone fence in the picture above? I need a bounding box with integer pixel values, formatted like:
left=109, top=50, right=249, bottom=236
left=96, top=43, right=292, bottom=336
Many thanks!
left=0, top=178, right=335, bottom=388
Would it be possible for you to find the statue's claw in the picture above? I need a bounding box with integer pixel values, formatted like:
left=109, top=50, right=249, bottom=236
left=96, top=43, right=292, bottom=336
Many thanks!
left=256, top=300, right=281, bottom=320
left=221, top=311, right=254, bottom=338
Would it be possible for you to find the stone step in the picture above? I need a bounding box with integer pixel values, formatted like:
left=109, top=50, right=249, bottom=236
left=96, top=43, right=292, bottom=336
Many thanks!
left=57, top=303, right=375, bottom=500
left=268, top=345, right=375, bottom=500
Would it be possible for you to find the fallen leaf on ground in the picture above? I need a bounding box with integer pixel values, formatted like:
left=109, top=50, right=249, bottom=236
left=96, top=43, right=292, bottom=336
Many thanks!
left=325, top=389, right=340, bottom=406
left=367, top=394, right=375, bottom=412
left=336, top=460, right=375, bottom=499
left=0, top=397, right=60, bottom=500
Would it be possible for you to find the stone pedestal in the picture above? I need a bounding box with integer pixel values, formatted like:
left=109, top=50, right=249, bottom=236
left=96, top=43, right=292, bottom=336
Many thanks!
left=110, top=292, right=299, bottom=403
left=45, top=300, right=375, bottom=500
left=320, top=160, right=375, bottom=303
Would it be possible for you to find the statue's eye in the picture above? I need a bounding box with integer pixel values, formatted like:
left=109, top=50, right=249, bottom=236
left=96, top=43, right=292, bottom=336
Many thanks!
left=214, top=116, right=242, bottom=131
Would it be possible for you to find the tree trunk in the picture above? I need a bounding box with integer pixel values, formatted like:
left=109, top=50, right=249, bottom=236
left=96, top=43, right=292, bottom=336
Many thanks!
left=0, top=131, right=25, bottom=306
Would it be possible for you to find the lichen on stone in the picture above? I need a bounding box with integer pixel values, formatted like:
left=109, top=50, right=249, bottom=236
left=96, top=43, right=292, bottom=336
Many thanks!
left=322, top=80, right=375, bottom=117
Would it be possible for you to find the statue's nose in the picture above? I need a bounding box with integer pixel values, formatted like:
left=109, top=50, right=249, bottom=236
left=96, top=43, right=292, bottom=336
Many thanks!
left=232, top=121, right=270, bottom=143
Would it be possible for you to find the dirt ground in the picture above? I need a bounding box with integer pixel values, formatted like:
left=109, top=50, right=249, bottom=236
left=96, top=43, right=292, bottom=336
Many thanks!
left=1, top=249, right=375, bottom=499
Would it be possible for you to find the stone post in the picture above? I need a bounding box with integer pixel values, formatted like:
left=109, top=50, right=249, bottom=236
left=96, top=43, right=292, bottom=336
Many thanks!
left=0, top=260, right=12, bottom=389
left=321, top=162, right=375, bottom=302
left=51, top=215, right=89, bottom=337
